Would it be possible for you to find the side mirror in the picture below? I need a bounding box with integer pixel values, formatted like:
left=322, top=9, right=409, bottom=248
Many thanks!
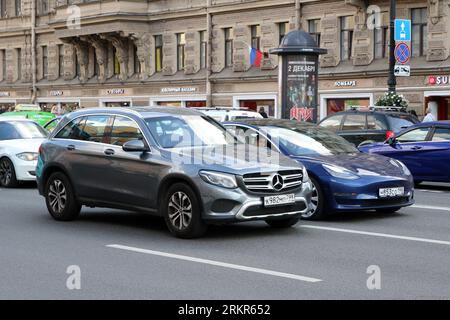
left=387, top=137, right=397, bottom=146
left=122, top=139, right=150, bottom=153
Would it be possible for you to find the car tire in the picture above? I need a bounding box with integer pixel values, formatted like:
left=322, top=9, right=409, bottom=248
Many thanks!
left=302, top=176, right=326, bottom=221
left=162, top=183, right=207, bottom=239
left=0, top=157, right=19, bottom=188
left=376, top=207, right=402, bottom=214
left=265, top=217, right=300, bottom=228
left=45, top=172, right=81, bottom=221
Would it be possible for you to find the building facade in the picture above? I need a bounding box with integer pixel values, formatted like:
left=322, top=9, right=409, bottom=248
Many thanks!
left=0, top=0, right=450, bottom=119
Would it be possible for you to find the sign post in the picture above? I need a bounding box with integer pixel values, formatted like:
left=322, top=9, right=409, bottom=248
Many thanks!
left=270, top=30, right=326, bottom=123
left=394, top=19, right=411, bottom=78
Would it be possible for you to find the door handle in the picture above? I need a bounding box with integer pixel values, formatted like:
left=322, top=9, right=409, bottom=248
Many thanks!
left=104, top=149, right=115, bottom=156
left=67, top=145, right=76, bottom=151
left=411, top=146, right=423, bottom=150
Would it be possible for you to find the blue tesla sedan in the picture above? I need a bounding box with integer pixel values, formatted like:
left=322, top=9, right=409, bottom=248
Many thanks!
left=224, top=119, right=414, bottom=220
left=359, top=121, right=450, bottom=184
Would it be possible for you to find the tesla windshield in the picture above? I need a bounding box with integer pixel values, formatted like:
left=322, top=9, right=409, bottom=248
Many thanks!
left=0, top=121, right=47, bottom=140
left=146, top=116, right=237, bottom=149
left=262, top=125, right=359, bottom=156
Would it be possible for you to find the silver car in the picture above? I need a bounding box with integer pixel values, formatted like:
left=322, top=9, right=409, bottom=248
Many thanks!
left=37, top=107, right=312, bottom=238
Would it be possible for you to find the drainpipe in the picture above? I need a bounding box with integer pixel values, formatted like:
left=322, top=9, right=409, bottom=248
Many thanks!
left=206, top=0, right=212, bottom=107
left=295, top=0, right=301, bottom=30
left=31, top=0, right=37, bottom=103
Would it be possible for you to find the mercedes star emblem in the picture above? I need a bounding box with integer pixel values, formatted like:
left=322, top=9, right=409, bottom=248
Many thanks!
left=272, top=174, right=284, bottom=191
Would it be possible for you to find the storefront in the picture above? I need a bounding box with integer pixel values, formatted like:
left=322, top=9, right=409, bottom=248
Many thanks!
left=424, top=75, right=450, bottom=120
left=232, top=94, right=277, bottom=117
left=150, top=87, right=206, bottom=108
left=319, top=93, right=373, bottom=119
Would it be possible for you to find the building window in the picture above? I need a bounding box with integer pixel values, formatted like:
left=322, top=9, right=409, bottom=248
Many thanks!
left=133, top=45, right=141, bottom=75
left=15, top=0, right=21, bottom=16
left=40, top=0, right=49, bottom=15
left=251, top=25, right=261, bottom=50
left=224, top=28, right=234, bottom=68
left=412, top=8, right=428, bottom=57
left=42, top=46, right=48, bottom=79
left=308, top=19, right=321, bottom=46
left=278, top=22, right=289, bottom=44
left=1, top=50, right=5, bottom=80
left=177, top=33, right=186, bottom=71
left=155, top=35, right=163, bottom=73
left=112, top=46, right=120, bottom=75
left=93, top=50, right=99, bottom=77
left=17, top=48, right=21, bottom=80
left=0, top=0, right=6, bottom=18
left=340, top=16, right=354, bottom=61
left=200, top=30, right=207, bottom=69
left=58, top=45, right=64, bottom=77
left=374, top=23, right=389, bottom=59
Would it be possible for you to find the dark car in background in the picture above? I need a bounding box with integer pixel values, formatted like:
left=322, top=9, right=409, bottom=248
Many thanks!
left=318, top=107, right=419, bottom=147
left=359, top=121, right=450, bottom=184
left=225, top=119, right=415, bottom=220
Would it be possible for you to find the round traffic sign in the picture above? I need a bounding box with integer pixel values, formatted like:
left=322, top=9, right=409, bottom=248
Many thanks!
left=395, top=42, right=410, bottom=64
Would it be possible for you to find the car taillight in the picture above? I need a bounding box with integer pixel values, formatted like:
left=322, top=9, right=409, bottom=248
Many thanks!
left=386, top=130, right=395, bottom=140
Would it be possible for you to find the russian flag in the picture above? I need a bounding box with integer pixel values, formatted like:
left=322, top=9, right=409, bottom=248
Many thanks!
left=249, top=47, right=263, bottom=67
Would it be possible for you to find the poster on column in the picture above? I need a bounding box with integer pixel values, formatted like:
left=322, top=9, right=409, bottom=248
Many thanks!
left=282, top=55, right=318, bottom=123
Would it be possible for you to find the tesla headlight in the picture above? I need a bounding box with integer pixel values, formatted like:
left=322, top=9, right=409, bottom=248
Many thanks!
left=16, top=152, right=39, bottom=161
left=397, top=160, right=412, bottom=176
left=323, top=164, right=360, bottom=180
left=199, top=171, right=238, bottom=189
left=302, top=166, right=310, bottom=182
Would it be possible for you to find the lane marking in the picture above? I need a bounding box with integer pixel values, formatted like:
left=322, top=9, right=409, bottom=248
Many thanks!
left=107, top=244, right=322, bottom=283
left=416, top=189, right=445, bottom=194
left=412, top=204, right=450, bottom=212
left=301, top=225, right=450, bottom=246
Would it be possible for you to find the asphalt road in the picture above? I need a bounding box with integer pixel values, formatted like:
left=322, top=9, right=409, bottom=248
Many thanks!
left=1, top=182, right=450, bottom=300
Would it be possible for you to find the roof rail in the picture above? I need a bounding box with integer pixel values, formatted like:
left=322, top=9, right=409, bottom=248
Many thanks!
left=349, top=105, right=407, bottom=112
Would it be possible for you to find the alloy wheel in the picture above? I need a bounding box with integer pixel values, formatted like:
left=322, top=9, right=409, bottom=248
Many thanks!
left=48, top=179, right=67, bottom=214
left=0, top=159, right=12, bottom=186
left=168, top=191, right=193, bottom=230
left=303, top=182, right=319, bottom=219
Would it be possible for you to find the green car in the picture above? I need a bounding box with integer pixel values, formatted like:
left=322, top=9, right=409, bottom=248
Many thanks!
left=0, top=104, right=56, bottom=127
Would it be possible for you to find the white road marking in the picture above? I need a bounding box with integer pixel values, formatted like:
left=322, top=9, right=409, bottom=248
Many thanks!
left=107, top=244, right=322, bottom=283
left=416, top=189, right=445, bottom=194
left=302, top=225, right=450, bottom=246
left=412, top=204, right=450, bottom=212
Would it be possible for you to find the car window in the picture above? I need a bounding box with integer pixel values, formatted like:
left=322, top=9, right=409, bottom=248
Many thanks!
left=432, top=128, right=450, bottom=142
left=81, top=115, right=112, bottom=144
left=232, top=126, right=271, bottom=149
left=319, top=114, right=344, bottom=132
left=55, top=117, right=86, bottom=140
left=388, top=114, right=419, bottom=132
left=342, top=114, right=366, bottom=131
left=0, top=121, right=47, bottom=140
left=110, top=116, right=144, bottom=146
left=44, top=119, right=59, bottom=132
left=367, top=115, right=387, bottom=130
left=397, top=127, right=430, bottom=143
left=0, top=122, right=22, bottom=140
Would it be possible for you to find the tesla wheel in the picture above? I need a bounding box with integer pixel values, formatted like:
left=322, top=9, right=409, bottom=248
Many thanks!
left=45, top=172, right=81, bottom=221
left=376, top=207, right=402, bottom=214
left=265, top=217, right=300, bottom=228
left=162, top=183, right=207, bottom=239
left=302, top=177, right=326, bottom=221
left=0, top=158, right=19, bottom=188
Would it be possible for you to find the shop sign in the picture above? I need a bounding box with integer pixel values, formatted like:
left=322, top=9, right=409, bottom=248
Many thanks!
left=335, top=81, right=356, bottom=87
left=107, top=89, right=125, bottom=95
left=50, top=90, right=64, bottom=96
left=161, top=87, right=198, bottom=94
left=0, top=92, right=10, bottom=97
left=429, top=76, right=450, bottom=86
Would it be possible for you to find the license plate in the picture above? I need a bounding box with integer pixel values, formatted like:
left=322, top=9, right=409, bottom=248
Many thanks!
left=264, top=194, right=296, bottom=207
left=379, top=187, right=405, bottom=198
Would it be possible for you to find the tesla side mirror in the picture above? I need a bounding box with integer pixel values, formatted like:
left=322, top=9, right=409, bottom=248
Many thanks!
left=122, top=139, right=150, bottom=153
left=387, top=137, right=397, bottom=146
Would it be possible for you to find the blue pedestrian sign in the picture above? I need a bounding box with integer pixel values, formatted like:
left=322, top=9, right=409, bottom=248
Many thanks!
left=395, top=42, right=411, bottom=64
left=395, top=19, right=411, bottom=42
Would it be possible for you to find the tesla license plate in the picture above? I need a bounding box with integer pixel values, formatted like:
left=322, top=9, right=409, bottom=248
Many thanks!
left=264, top=194, right=295, bottom=207
left=379, top=187, right=405, bottom=198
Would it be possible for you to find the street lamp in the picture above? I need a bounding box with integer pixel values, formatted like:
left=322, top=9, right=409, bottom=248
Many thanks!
left=388, top=0, right=397, bottom=94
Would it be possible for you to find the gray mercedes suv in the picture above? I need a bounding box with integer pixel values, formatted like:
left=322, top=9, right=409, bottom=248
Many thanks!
left=36, top=107, right=312, bottom=238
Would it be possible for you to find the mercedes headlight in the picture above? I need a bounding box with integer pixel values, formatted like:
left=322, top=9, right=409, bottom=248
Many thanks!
left=16, top=152, right=39, bottom=161
left=199, top=171, right=238, bottom=189
left=302, top=166, right=310, bottom=182
left=323, top=164, right=360, bottom=180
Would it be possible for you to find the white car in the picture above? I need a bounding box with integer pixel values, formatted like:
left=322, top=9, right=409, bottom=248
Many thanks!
left=0, top=119, right=47, bottom=187
left=198, top=108, right=264, bottom=122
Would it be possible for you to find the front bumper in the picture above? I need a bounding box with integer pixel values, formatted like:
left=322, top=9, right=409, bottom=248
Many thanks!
left=12, top=158, right=38, bottom=182
left=322, top=175, right=415, bottom=211
left=196, top=177, right=312, bottom=223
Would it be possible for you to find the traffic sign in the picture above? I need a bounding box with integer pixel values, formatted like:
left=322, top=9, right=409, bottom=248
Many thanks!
left=395, top=42, right=410, bottom=64
left=394, top=65, right=410, bottom=77
left=395, top=19, right=411, bottom=42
